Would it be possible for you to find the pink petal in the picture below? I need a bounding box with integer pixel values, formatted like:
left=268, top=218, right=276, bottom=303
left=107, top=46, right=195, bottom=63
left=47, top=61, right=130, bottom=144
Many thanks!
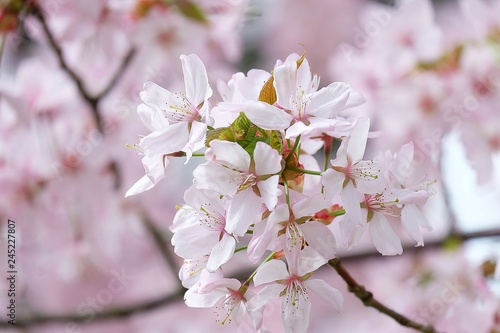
left=253, top=259, right=289, bottom=286
left=305, top=279, right=343, bottom=312
left=245, top=101, right=294, bottom=130
left=369, top=214, right=403, bottom=255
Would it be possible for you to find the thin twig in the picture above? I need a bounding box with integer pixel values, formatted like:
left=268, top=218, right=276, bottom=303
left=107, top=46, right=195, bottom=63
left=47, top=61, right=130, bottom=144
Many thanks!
left=32, top=4, right=135, bottom=133
left=0, top=288, right=186, bottom=328
left=328, top=258, right=439, bottom=333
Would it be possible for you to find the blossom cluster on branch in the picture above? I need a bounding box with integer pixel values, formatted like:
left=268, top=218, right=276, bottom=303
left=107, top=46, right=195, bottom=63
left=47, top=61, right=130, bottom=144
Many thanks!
left=127, top=52, right=435, bottom=332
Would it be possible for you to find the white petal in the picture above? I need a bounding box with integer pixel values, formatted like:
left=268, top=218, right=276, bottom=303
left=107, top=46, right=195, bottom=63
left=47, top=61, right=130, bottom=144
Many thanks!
left=321, top=169, right=344, bottom=200
left=184, top=288, right=225, bottom=308
left=137, top=103, right=169, bottom=132
left=402, top=204, right=430, bottom=241
left=296, top=246, right=327, bottom=276
left=139, top=122, right=189, bottom=155
left=274, top=61, right=297, bottom=110
left=206, top=233, right=236, bottom=272
left=281, top=286, right=311, bottom=333
left=284, top=121, right=311, bottom=139
left=180, top=54, right=212, bottom=107
left=346, top=117, right=370, bottom=163
left=257, top=176, right=281, bottom=211
left=226, top=190, right=262, bottom=237
left=253, top=259, right=289, bottom=286
left=307, top=82, right=350, bottom=119
left=301, top=222, right=337, bottom=260
left=254, top=141, right=283, bottom=176
left=369, top=214, right=403, bottom=255
left=339, top=214, right=366, bottom=250
left=209, top=140, right=250, bottom=171
left=172, top=225, right=219, bottom=259
left=247, top=220, right=277, bottom=264
left=341, top=182, right=363, bottom=226
left=305, top=279, right=343, bottom=312
left=125, top=174, right=155, bottom=197
left=247, top=284, right=284, bottom=311
left=193, top=162, right=242, bottom=195
left=245, top=101, right=294, bottom=130
left=292, top=194, right=329, bottom=218
left=142, top=154, right=167, bottom=184
left=345, top=88, right=366, bottom=109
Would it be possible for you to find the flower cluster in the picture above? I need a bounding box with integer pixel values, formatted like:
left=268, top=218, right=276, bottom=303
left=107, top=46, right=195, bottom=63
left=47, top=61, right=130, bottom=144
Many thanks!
left=127, top=53, right=434, bottom=332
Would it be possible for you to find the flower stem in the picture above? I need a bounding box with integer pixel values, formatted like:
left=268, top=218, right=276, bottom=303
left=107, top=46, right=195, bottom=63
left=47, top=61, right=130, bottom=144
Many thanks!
left=328, top=258, right=439, bottom=333
left=285, top=166, right=322, bottom=176
left=243, top=251, right=276, bottom=286
left=329, top=208, right=346, bottom=217
left=235, top=246, right=248, bottom=253
left=285, top=134, right=301, bottom=164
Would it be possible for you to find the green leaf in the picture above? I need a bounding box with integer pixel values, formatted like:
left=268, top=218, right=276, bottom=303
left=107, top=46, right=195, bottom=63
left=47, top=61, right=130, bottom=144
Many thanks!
left=267, top=130, right=283, bottom=154
left=205, top=127, right=234, bottom=146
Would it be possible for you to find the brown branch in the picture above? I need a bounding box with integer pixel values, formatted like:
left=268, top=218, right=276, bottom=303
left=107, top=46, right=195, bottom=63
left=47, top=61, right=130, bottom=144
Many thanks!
left=30, top=3, right=136, bottom=189
left=328, top=258, right=439, bottom=333
left=31, top=3, right=135, bottom=133
left=2, top=228, right=498, bottom=329
left=0, top=288, right=186, bottom=329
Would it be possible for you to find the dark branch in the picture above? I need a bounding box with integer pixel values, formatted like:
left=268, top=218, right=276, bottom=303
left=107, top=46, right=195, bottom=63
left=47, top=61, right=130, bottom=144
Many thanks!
left=32, top=3, right=135, bottom=133
left=0, top=288, right=186, bottom=328
left=2, top=228, right=498, bottom=328
left=328, top=258, right=439, bottom=333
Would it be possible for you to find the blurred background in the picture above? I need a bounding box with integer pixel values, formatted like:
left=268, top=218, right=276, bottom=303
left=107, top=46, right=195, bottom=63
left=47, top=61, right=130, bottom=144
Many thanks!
left=0, top=0, right=499, bottom=332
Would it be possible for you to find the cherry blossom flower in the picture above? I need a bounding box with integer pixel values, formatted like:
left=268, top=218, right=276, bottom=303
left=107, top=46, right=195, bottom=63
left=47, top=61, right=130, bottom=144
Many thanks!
left=193, top=140, right=282, bottom=236
left=322, top=117, right=385, bottom=226
left=126, top=54, right=212, bottom=196
left=248, top=247, right=343, bottom=333
left=171, top=186, right=236, bottom=272
left=185, top=269, right=263, bottom=329
left=244, top=54, right=365, bottom=138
